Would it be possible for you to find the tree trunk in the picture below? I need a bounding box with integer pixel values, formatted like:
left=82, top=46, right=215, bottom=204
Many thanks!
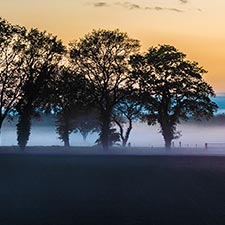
left=160, top=120, right=173, bottom=150
left=101, top=113, right=111, bottom=151
left=101, top=122, right=110, bottom=150
left=122, top=129, right=131, bottom=147
left=123, top=118, right=132, bottom=147
left=63, top=117, right=70, bottom=147
left=114, top=117, right=132, bottom=148
left=122, top=140, right=126, bottom=147
left=0, top=125, right=2, bottom=146
left=64, top=132, right=70, bottom=147
left=81, top=132, right=88, bottom=142
left=114, top=119, right=125, bottom=147
left=0, top=115, right=8, bottom=145
left=17, top=107, right=32, bottom=151
left=0, top=119, right=3, bottom=132
left=164, top=137, right=172, bottom=149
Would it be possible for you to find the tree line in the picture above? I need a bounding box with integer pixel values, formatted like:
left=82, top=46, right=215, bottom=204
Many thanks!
left=0, top=17, right=218, bottom=150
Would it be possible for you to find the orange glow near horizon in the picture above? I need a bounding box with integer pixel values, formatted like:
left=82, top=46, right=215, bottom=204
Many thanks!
left=0, top=0, right=225, bottom=93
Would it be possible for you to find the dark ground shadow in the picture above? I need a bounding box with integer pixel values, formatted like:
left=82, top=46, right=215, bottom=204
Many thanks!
left=1, top=153, right=225, bottom=225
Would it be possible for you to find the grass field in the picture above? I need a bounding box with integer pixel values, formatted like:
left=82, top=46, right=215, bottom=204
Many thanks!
left=1, top=147, right=225, bottom=225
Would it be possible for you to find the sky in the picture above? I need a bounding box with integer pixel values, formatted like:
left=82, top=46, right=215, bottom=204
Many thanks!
left=0, top=0, right=225, bottom=93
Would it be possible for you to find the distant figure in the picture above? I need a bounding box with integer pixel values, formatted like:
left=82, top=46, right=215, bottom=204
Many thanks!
left=128, top=142, right=131, bottom=148
left=205, top=143, right=208, bottom=150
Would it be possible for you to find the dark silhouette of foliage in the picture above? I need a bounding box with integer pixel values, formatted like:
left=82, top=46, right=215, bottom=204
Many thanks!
left=130, top=45, right=218, bottom=149
left=50, top=67, right=89, bottom=147
left=16, top=106, right=32, bottom=150
left=55, top=108, right=99, bottom=147
left=16, top=28, right=65, bottom=149
left=0, top=18, right=27, bottom=131
left=0, top=18, right=220, bottom=149
left=69, top=29, right=140, bottom=150
left=113, top=100, right=143, bottom=147
left=96, top=128, right=120, bottom=147
left=185, top=113, right=225, bottom=126
left=55, top=111, right=74, bottom=147
left=204, top=114, right=225, bottom=126
left=74, top=111, right=100, bottom=141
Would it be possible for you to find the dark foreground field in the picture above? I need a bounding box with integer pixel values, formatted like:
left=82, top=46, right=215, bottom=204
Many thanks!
left=1, top=149, right=225, bottom=225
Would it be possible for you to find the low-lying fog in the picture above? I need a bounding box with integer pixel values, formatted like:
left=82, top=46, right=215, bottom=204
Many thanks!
left=1, top=121, right=225, bottom=149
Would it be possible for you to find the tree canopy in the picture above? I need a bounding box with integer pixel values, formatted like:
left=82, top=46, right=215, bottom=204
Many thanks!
left=16, top=28, right=65, bottom=149
left=0, top=17, right=219, bottom=149
left=113, top=99, right=143, bottom=147
left=130, top=45, right=218, bottom=148
left=69, top=29, right=140, bottom=150
left=50, top=66, right=89, bottom=147
left=0, top=18, right=26, bottom=130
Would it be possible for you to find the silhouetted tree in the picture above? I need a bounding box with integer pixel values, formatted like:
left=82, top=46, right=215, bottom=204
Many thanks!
left=113, top=100, right=143, bottom=147
left=96, top=128, right=120, bottom=147
left=55, top=111, right=74, bottom=147
left=69, top=29, right=140, bottom=150
left=130, top=45, right=218, bottom=149
left=0, top=18, right=26, bottom=132
left=75, top=111, right=100, bottom=142
left=184, top=113, right=225, bottom=126
left=16, top=28, right=65, bottom=150
left=16, top=107, right=32, bottom=149
left=50, top=67, right=89, bottom=147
